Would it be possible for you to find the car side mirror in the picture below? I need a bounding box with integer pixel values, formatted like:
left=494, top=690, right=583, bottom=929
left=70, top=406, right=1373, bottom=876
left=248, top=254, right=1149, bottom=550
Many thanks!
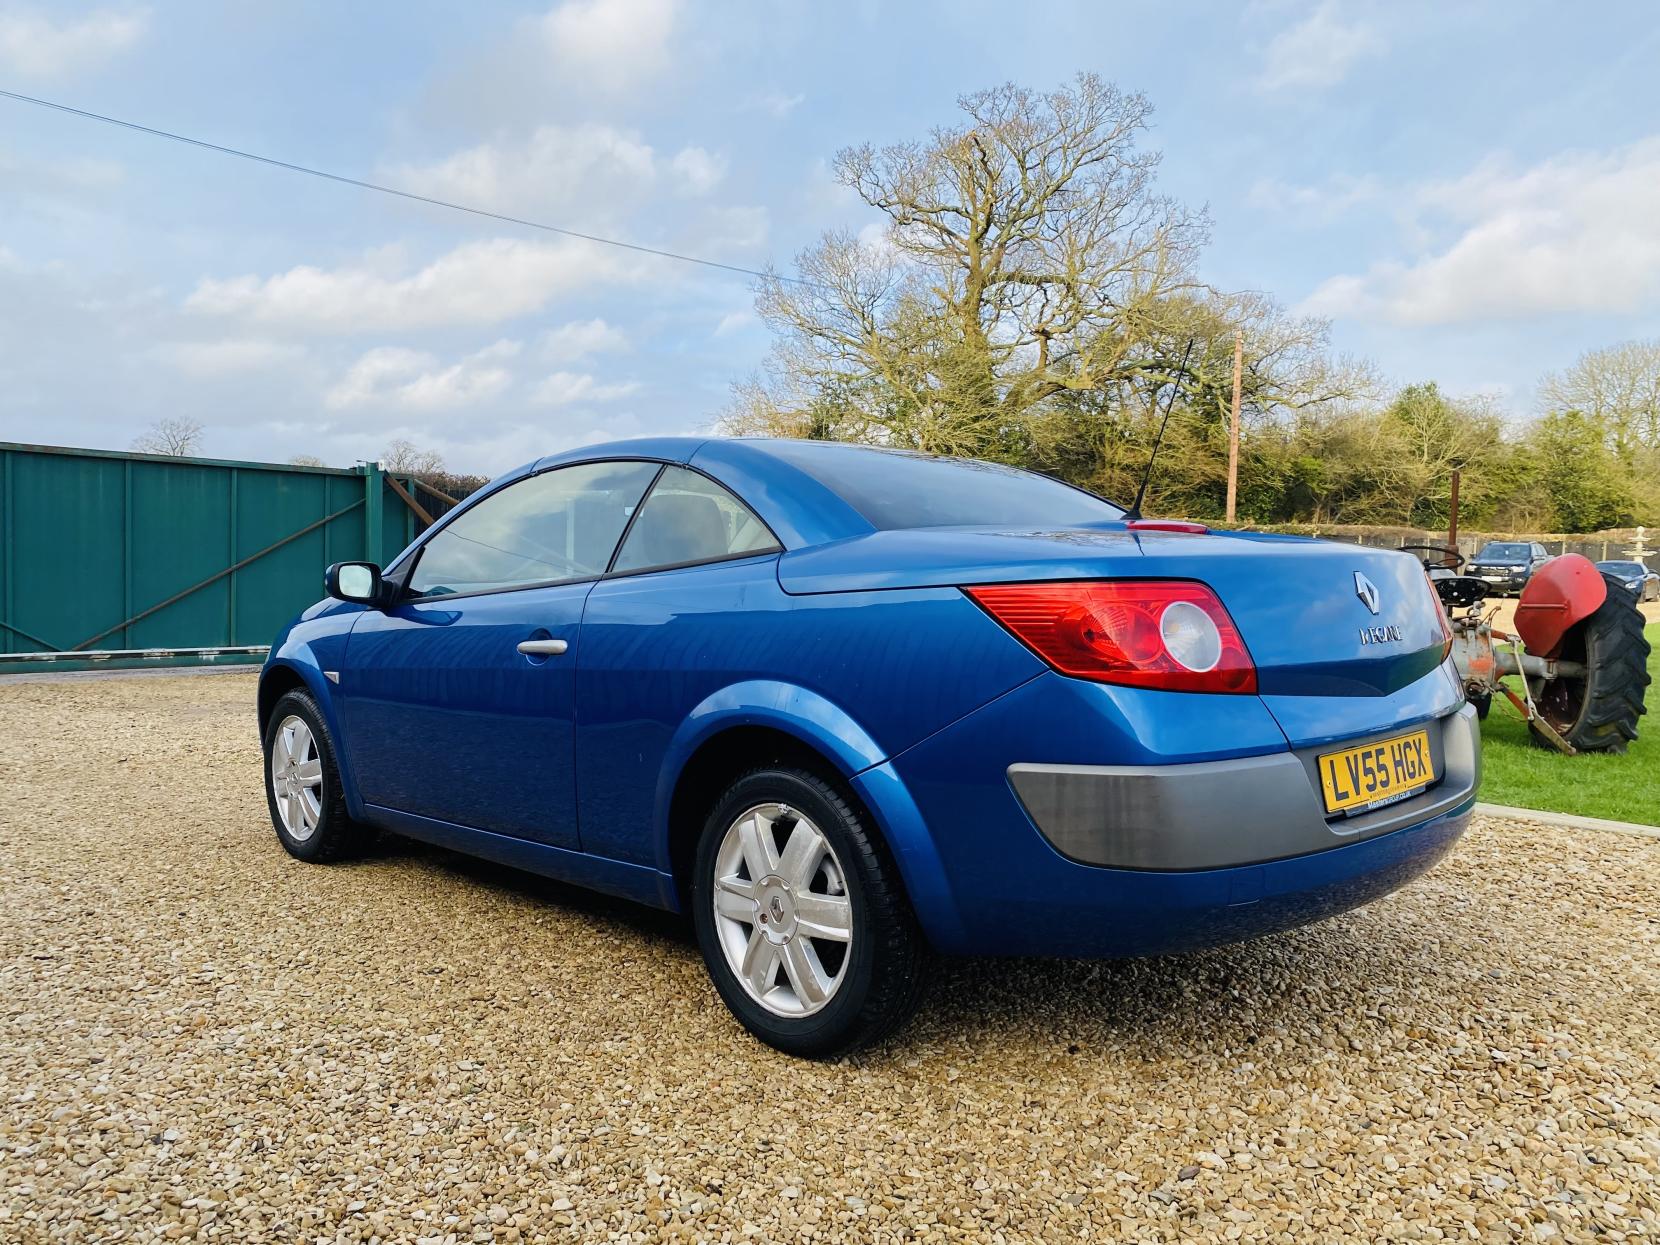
left=325, top=561, right=385, bottom=606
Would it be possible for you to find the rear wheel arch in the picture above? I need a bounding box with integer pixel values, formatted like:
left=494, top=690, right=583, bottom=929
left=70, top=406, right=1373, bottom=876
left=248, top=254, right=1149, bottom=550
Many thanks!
left=666, top=725, right=878, bottom=913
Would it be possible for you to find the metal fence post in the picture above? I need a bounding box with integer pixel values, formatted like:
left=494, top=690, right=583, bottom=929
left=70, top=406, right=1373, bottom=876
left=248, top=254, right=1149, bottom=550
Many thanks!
left=363, top=461, right=383, bottom=562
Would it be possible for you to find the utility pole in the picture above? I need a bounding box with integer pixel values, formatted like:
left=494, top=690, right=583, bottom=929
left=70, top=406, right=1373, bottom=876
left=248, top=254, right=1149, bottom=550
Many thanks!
left=1447, top=469, right=1461, bottom=558
left=1226, top=329, right=1243, bottom=523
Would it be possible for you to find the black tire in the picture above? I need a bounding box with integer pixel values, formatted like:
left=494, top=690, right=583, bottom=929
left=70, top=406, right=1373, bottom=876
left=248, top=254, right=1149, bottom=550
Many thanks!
left=690, top=768, right=930, bottom=1058
left=261, top=689, right=371, bottom=862
left=1529, top=573, right=1652, bottom=754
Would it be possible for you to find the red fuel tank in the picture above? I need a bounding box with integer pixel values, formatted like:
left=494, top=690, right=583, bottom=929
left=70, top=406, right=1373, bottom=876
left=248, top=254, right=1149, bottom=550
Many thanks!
left=1513, top=553, right=1608, bottom=657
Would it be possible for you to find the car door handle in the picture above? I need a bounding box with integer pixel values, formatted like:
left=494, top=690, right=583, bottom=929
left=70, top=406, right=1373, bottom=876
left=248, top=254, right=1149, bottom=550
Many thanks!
left=517, top=639, right=569, bottom=656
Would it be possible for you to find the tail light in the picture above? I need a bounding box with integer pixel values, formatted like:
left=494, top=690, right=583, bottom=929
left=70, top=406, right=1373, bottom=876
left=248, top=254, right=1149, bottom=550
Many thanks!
left=965, top=580, right=1257, bottom=694
left=1424, top=571, right=1454, bottom=662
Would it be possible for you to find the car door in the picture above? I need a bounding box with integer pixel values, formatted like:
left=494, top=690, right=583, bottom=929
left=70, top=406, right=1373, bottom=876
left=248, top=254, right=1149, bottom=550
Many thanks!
left=573, top=465, right=785, bottom=865
left=341, top=459, right=662, bottom=848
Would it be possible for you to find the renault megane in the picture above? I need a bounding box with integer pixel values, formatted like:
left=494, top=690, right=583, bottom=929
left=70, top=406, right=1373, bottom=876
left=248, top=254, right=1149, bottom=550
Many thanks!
left=260, top=438, right=1476, bottom=1056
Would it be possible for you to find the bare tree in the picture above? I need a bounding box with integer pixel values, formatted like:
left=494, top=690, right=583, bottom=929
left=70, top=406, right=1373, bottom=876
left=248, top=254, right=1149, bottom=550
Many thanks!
left=132, top=416, right=204, bottom=457
left=1538, top=339, right=1660, bottom=520
left=288, top=454, right=327, bottom=467
left=1539, top=339, right=1660, bottom=457
left=379, top=438, right=446, bottom=475
left=727, top=74, right=1208, bottom=456
left=964, top=284, right=1373, bottom=516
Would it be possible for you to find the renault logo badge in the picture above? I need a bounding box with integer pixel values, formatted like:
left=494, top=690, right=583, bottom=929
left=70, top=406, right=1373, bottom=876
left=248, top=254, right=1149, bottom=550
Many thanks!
left=1354, top=571, right=1381, bottom=615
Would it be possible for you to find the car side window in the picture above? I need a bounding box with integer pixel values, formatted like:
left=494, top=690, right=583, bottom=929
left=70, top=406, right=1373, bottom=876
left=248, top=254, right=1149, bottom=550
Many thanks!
left=408, top=460, right=661, bottom=597
left=610, top=466, right=779, bottom=575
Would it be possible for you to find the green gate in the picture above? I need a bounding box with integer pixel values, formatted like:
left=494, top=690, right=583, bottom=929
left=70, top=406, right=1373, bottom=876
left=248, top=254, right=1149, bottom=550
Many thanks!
left=0, top=442, right=440, bottom=672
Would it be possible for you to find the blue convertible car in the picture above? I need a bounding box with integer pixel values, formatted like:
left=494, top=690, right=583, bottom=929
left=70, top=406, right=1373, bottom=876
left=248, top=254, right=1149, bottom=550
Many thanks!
left=260, top=437, right=1477, bottom=1055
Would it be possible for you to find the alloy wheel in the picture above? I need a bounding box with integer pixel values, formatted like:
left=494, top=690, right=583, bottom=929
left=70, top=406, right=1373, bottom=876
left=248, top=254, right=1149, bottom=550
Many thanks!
left=711, top=802, right=853, bottom=1017
left=270, top=714, right=324, bottom=841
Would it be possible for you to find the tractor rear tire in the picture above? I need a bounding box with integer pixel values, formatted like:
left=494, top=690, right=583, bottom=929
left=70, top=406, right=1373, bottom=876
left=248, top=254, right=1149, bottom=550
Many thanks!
left=1529, top=573, right=1651, bottom=754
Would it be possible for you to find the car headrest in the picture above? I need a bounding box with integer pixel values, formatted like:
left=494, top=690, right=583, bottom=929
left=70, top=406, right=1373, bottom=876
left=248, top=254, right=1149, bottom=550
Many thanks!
left=631, top=491, right=728, bottom=567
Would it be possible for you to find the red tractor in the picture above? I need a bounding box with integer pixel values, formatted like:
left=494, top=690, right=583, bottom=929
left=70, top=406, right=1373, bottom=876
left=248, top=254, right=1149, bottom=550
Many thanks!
left=1406, top=548, right=1651, bottom=754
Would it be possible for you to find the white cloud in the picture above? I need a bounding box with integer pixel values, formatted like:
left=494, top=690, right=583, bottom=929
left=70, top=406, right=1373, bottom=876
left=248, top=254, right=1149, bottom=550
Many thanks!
left=534, top=0, right=679, bottom=93
left=326, top=340, right=521, bottom=411
left=386, top=124, right=652, bottom=215
left=670, top=146, right=726, bottom=196
left=385, top=125, right=725, bottom=216
left=1256, top=3, right=1382, bottom=92
left=1300, top=136, right=1660, bottom=325
left=713, top=309, right=754, bottom=337
left=1247, top=172, right=1380, bottom=221
left=542, top=317, right=628, bottom=362
left=0, top=6, right=148, bottom=78
left=746, top=91, right=806, bottom=119
left=151, top=339, right=304, bottom=378
left=686, top=204, right=769, bottom=254
left=187, top=237, right=633, bottom=332
left=532, top=370, right=641, bottom=406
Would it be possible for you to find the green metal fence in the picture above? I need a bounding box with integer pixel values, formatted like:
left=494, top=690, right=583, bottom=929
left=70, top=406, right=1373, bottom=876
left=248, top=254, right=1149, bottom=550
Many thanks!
left=0, top=442, right=429, bottom=672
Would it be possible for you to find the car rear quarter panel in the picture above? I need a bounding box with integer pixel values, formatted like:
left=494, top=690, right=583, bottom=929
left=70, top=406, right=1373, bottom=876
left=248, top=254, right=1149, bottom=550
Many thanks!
left=573, top=555, right=1044, bottom=878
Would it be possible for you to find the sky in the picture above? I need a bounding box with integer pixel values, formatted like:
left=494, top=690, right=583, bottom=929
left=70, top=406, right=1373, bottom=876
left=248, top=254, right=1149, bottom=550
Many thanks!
left=3, top=0, right=1659, bottom=475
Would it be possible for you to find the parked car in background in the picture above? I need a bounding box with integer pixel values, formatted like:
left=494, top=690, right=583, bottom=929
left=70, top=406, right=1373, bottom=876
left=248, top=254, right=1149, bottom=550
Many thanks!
left=259, top=438, right=1476, bottom=1057
left=1465, top=541, right=1551, bottom=595
left=1596, top=560, right=1660, bottom=602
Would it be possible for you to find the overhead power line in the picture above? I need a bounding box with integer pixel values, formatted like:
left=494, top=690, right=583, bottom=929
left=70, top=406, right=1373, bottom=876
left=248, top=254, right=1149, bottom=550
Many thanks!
left=0, top=88, right=798, bottom=286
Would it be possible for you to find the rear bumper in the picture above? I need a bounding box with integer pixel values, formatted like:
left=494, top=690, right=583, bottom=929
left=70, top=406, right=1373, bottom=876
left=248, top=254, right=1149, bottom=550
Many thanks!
left=1007, top=702, right=1479, bottom=870
left=991, top=800, right=1474, bottom=958
left=873, top=670, right=1476, bottom=958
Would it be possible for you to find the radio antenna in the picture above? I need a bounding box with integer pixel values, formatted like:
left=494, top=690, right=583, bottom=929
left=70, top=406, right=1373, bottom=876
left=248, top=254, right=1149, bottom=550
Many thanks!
left=1125, top=337, right=1196, bottom=521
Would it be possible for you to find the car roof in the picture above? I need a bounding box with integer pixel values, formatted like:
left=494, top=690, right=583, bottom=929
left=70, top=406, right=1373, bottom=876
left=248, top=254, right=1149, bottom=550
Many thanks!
left=525, top=438, right=1039, bottom=549
left=531, top=436, right=948, bottom=471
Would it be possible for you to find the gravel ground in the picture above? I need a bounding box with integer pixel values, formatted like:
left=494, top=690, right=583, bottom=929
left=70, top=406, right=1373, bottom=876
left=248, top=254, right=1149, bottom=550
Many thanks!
left=2, top=675, right=1657, bottom=1244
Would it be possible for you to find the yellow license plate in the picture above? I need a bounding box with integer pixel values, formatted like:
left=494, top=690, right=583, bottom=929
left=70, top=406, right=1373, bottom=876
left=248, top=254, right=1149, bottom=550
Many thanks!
left=1318, top=730, right=1434, bottom=815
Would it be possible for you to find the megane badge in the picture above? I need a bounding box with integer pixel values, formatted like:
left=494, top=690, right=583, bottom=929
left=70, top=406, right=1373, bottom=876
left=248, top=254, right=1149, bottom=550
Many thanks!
left=1354, top=571, right=1381, bottom=615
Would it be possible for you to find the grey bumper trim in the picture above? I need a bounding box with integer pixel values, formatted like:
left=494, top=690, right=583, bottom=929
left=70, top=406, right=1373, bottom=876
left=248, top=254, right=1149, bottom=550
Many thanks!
left=1007, top=702, right=1480, bottom=872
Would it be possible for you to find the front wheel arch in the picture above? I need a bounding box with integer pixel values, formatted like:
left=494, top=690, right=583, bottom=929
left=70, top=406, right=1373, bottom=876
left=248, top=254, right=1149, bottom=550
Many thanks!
left=257, top=664, right=307, bottom=738
left=258, top=659, right=364, bottom=819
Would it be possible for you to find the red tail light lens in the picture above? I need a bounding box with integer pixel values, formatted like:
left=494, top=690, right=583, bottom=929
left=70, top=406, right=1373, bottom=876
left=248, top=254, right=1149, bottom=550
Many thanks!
left=1424, top=571, right=1453, bottom=661
left=965, top=580, right=1257, bottom=694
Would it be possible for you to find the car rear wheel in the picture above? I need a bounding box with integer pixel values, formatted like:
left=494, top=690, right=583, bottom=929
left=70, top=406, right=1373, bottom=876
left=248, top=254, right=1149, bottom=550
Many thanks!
left=263, top=689, right=369, bottom=862
left=691, top=768, right=929, bottom=1058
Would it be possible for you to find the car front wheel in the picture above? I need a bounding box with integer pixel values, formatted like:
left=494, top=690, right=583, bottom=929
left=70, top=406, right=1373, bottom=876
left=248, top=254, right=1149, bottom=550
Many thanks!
left=691, top=768, right=929, bottom=1058
left=263, top=688, right=369, bottom=862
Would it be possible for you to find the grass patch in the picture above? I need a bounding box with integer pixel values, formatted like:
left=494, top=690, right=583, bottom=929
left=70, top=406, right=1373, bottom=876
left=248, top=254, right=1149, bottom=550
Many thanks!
left=1478, top=623, right=1660, bottom=824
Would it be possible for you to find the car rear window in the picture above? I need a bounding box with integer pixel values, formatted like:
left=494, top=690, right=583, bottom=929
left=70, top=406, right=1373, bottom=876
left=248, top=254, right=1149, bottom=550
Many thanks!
left=763, top=442, right=1125, bottom=530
